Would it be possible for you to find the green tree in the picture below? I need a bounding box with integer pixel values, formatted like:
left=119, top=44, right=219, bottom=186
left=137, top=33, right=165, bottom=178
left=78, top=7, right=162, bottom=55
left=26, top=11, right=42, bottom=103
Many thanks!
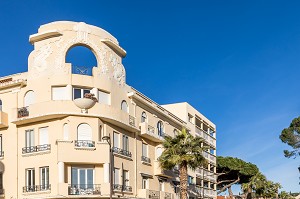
left=279, top=116, right=300, bottom=158
left=279, top=191, right=295, bottom=199
left=217, top=156, right=259, bottom=198
left=158, top=128, right=208, bottom=199
left=255, top=180, right=281, bottom=199
left=241, top=172, right=267, bottom=199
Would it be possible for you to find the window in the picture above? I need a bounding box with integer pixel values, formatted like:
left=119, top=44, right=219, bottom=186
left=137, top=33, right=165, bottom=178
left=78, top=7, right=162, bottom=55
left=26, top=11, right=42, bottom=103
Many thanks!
left=63, top=123, right=69, bottom=140
left=123, top=135, right=129, bottom=151
left=71, top=167, right=94, bottom=188
left=142, top=143, right=148, bottom=157
left=98, top=125, right=102, bottom=142
left=0, top=135, right=2, bottom=156
left=188, top=114, right=194, bottom=124
left=73, top=88, right=90, bottom=100
left=121, top=100, right=128, bottom=113
left=0, top=99, right=2, bottom=111
left=142, top=177, right=149, bottom=189
left=26, top=168, right=35, bottom=191
left=157, top=121, right=164, bottom=137
left=77, top=123, right=92, bottom=141
left=188, top=176, right=194, bottom=185
left=159, top=180, right=164, bottom=191
left=156, top=147, right=162, bottom=160
left=25, top=130, right=34, bottom=148
left=24, top=90, right=35, bottom=107
left=114, top=168, right=120, bottom=185
left=113, top=132, right=119, bottom=148
left=39, top=127, right=48, bottom=145
left=173, top=129, right=178, bottom=137
left=52, top=86, right=68, bottom=100
left=123, top=170, right=129, bottom=186
left=98, top=90, right=110, bottom=105
left=141, top=112, right=147, bottom=123
left=40, top=167, right=49, bottom=190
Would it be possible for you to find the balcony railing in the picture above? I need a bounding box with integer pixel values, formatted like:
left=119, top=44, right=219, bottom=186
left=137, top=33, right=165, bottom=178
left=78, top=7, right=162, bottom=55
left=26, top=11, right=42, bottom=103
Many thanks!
left=22, top=144, right=51, bottom=154
left=129, top=115, right=135, bottom=126
left=113, top=184, right=132, bottom=192
left=112, top=147, right=132, bottom=158
left=23, top=184, right=51, bottom=192
left=165, top=192, right=172, bottom=199
left=0, top=151, right=4, bottom=158
left=149, top=190, right=160, bottom=198
left=68, top=184, right=101, bottom=195
left=141, top=156, right=151, bottom=164
left=74, top=140, right=95, bottom=148
left=17, top=106, right=29, bottom=118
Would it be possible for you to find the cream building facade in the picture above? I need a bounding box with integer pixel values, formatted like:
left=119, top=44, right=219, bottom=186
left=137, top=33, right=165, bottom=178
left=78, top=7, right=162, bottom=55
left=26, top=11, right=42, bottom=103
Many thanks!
left=0, top=21, right=217, bottom=199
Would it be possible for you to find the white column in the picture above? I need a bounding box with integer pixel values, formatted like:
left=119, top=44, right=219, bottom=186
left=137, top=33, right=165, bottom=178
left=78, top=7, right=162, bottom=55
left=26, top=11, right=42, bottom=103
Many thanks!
left=104, top=163, right=110, bottom=183
left=58, top=161, right=65, bottom=183
left=66, top=84, right=72, bottom=100
left=92, top=88, right=98, bottom=100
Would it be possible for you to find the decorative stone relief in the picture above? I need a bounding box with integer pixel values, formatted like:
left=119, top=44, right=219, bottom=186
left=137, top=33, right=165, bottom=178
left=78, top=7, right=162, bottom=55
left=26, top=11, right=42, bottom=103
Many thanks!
left=73, top=22, right=91, bottom=42
left=32, top=44, right=52, bottom=72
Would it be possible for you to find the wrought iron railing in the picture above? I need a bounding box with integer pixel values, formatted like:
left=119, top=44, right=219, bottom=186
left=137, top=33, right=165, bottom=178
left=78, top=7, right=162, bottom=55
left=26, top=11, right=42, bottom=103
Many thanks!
left=68, top=184, right=101, bottom=195
left=112, top=147, right=132, bottom=158
left=148, top=125, right=155, bottom=134
left=141, top=156, right=151, bottom=163
left=149, top=190, right=160, bottom=199
left=129, top=115, right=135, bottom=126
left=74, top=140, right=95, bottom=148
left=17, top=106, right=29, bottom=118
left=72, top=66, right=92, bottom=76
left=113, top=184, right=132, bottom=192
left=23, top=184, right=51, bottom=192
left=22, top=144, right=51, bottom=154
left=164, top=192, right=172, bottom=199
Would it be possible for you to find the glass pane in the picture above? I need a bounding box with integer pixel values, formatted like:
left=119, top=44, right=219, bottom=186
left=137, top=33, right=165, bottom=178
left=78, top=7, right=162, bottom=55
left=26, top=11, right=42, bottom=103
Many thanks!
left=113, top=133, right=119, bottom=148
left=83, top=89, right=90, bottom=96
left=74, top=89, right=81, bottom=99
left=79, top=169, right=86, bottom=188
left=71, top=168, right=78, bottom=185
left=87, top=169, right=93, bottom=187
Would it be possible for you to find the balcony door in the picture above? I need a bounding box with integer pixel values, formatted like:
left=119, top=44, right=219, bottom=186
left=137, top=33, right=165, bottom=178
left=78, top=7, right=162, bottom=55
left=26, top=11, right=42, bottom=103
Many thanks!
left=77, top=123, right=92, bottom=141
left=71, top=167, right=94, bottom=189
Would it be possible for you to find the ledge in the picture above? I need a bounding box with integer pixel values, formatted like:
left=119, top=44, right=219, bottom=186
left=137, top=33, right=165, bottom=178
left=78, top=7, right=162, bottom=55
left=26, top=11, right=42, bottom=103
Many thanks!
left=29, top=30, right=63, bottom=44
left=22, top=150, right=51, bottom=157
left=141, top=161, right=151, bottom=166
left=74, top=147, right=96, bottom=151
left=22, top=190, right=51, bottom=195
left=113, top=153, right=133, bottom=161
left=101, top=38, right=126, bottom=57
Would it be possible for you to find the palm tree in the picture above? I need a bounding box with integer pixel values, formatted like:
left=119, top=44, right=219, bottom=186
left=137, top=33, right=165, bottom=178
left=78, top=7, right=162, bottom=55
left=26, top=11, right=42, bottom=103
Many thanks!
left=158, top=128, right=208, bottom=199
left=241, top=172, right=266, bottom=199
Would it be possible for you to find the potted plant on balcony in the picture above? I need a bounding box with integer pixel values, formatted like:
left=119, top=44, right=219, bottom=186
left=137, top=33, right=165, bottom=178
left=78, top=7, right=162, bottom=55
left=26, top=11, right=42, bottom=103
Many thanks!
left=74, top=93, right=98, bottom=113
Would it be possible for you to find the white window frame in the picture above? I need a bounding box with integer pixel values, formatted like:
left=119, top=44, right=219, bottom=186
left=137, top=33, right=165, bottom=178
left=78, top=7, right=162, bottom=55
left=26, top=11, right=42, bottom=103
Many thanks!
left=40, top=167, right=49, bottom=188
left=121, top=100, right=128, bottom=113
left=25, top=130, right=34, bottom=148
left=52, top=86, right=68, bottom=100
left=113, top=132, right=120, bottom=148
left=141, top=112, right=147, bottom=123
left=26, top=168, right=35, bottom=187
left=71, top=167, right=94, bottom=187
left=142, top=176, right=149, bottom=189
left=98, top=90, right=110, bottom=105
left=123, top=170, right=129, bottom=186
left=142, top=143, right=148, bottom=157
left=114, top=168, right=120, bottom=185
left=73, top=87, right=91, bottom=100
left=122, top=135, right=129, bottom=151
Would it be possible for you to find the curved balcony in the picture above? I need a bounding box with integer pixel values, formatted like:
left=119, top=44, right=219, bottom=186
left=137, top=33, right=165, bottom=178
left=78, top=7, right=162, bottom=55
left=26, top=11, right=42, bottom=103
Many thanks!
left=12, top=101, right=138, bottom=132
left=139, top=122, right=164, bottom=143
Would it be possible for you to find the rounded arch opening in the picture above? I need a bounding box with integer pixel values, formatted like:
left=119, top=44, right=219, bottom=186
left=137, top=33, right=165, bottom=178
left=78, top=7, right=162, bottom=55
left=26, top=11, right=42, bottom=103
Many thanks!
left=24, top=90, right=35, bottom=107
left=121, top=100, right=129, bottom=113
left=77, top=123, right=92, bottom=141
left=66, top=45, right=97, bottom=76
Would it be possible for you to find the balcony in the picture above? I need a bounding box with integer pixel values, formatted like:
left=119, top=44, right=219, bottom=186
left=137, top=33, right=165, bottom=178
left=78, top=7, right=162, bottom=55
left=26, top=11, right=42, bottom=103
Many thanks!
left=17, top=107, right=29, bottom=118
left=112, top=147, right=132, bottom=158
left=204, top=189, right=217, bottom=198
left=23, top=184, right=51, bottom=192
left=202, top=151, right=216, bottom=163
left=204, top=170, right=217, bottom=182
left=153, top=161, right=173, bottom=177
left=74, top=140, right=95, bottom=148
left=138, top=189, right=160, bottom=199
left=195, top=168, right=203, bottom=177
left=22, top=144, right=51, bottom=154
left=113, top=184, right=132, bottom=192
left=0, top=111, right=8, bottom=128
left=140, top=122, right=165, bottom=143
left=141, top=156, right=151, bottom=164
left=68, top=184, right=101, bottom=195
left=195, top=126, right=216, bottom=148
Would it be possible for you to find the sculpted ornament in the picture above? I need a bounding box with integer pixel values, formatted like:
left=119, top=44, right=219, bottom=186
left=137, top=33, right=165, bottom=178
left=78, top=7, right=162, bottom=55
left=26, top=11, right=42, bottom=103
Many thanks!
left=32, top=44, right=53, bottom=72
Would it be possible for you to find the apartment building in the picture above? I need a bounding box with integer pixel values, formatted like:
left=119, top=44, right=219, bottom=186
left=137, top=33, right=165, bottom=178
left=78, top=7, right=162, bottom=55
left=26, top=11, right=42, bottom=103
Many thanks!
left=0, top=21, right=217, bottom=199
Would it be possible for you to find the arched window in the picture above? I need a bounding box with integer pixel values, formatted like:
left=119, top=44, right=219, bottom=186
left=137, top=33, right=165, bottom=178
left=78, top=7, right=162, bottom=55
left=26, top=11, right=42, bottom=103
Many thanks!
left=141, top=112, right=147, bottom=123
left=157, top=121, right=164, bottom=137
left=63, top=123, right=69, bottom=140
left=24, top=91, right=35, bottom=107
left=77, top=123, right=92, bottom=141
left=121, top=100, right=128, bottom=113
left=0, top=99, right=2, bottom=111
left=66, top=46, right=97, bottom=76
left=156, top=147, right=162, bottom=160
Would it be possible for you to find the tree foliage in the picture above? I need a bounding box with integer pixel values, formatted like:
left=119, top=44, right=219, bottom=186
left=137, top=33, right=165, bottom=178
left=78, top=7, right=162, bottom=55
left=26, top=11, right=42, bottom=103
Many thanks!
left=158, top=128, right=208, bottom=199
left=279, top=116, right=300, bottom=158
left=217, top=156, right=259, bottom=196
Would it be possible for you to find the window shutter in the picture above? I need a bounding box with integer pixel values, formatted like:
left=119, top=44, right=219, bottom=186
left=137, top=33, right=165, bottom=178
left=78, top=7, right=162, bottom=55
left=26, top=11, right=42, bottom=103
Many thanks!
left=39, top=127, right=49, bottom=145
left=113, top=132, right=119, bottom=148
left=77, top=124, right=92, bottom=141
left=52, top=87, right=67, bottom=100
left=98, top=90, right=110, bottom=105
left=24, top=91, right=35, bottom=107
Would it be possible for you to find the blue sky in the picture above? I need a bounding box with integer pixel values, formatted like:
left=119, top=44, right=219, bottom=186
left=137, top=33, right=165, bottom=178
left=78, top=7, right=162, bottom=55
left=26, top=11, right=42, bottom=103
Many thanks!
left=1, top=0, right=299, bottom=193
